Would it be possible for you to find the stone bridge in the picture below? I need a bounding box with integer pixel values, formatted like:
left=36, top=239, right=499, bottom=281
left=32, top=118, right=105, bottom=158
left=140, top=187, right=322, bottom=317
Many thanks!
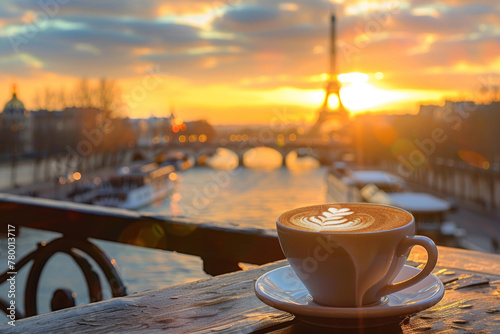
left=124, top=140, right=354, bottom=167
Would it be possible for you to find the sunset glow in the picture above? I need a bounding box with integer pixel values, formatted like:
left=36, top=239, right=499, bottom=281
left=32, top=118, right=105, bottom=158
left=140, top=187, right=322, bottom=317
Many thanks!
left=336, top=72, right=404, bottom=112
left=0, top=0, right=498, bottom=124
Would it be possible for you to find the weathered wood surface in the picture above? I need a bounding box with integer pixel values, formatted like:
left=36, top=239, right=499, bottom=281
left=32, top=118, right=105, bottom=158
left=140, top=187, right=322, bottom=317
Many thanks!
left=0, top=194, right=284, bottom=274
left=3, top=261, right=291, bottom=334
left=2, top=246, right=500, bottom=333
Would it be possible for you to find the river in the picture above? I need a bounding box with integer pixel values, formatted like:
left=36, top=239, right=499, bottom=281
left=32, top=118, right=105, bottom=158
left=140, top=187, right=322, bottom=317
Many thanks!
left=0, top=148, right=328, bottom=319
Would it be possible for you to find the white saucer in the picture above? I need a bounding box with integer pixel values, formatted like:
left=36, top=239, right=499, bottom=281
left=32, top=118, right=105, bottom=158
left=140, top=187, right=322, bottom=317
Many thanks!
left=254, top=265, right=444, bottom=328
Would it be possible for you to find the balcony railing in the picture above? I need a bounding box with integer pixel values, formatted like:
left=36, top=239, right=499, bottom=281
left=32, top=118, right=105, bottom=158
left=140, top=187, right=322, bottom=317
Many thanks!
left=0, top=193, right=284, bottom=319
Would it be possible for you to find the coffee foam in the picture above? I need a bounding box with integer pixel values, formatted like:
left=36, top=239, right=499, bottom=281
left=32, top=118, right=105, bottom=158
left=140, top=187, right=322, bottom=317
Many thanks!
left=279, top=204, right=412, bottom=233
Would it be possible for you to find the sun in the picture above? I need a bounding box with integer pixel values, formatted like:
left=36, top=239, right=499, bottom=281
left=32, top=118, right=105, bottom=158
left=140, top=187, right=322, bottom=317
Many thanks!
left=329, top=72, right=403, bottom=113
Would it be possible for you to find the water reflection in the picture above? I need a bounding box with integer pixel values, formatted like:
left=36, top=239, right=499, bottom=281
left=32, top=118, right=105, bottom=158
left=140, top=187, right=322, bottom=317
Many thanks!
left=286, top=150, right=320, bottom=171
left=206, top=148, right=238, bottom=170
left=243, top=147, right=283, bottom=169
left=2, top=152, right=327, bottom=322
left=204, top=146, right=321, bottom=171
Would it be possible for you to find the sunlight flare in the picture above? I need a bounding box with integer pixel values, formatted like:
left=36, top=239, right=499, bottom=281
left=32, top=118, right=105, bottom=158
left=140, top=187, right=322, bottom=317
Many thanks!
left=335, top=72, right=404, bottom=112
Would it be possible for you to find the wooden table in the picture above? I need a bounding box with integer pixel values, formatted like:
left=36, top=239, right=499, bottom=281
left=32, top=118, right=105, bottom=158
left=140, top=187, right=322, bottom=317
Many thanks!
left=2, top=246, right=500, bottom=333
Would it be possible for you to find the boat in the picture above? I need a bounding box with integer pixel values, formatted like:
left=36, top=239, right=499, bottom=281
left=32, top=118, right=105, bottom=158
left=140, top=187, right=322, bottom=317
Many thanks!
left=67, top=180, right=100, bottom=204
left=326, top=162, right=464, bottom=241
left=360, top=183, right=464, bottom=240
left=326, top=162, right=406, bottom=202
left=92, top=163, right=176, bottom=210
left=157, top=152, right=195, bottom=171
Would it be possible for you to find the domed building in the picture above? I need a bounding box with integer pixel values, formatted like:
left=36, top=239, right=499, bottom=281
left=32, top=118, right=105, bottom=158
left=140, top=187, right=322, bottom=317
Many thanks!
left=1, top=85, right=32, bottom=155
left=3, top=85, right=26, bottom=117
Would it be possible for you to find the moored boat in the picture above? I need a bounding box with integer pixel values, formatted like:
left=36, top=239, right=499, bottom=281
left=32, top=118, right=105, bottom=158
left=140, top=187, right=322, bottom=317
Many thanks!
left=326, top=162, right=406, bottom=202
left=361, top=183, right=464, bottom=239
left=158, top=152, right=195, bottom=171
left=92, top=163, right=175, bottom=210
left=327, top=162, right=464, bottom=241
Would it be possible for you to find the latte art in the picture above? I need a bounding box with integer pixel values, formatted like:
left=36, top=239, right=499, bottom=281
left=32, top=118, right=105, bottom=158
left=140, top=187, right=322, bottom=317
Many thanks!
left=279, top=203, right=412, bottom=233
left=294, top=207, right=375, bottom=232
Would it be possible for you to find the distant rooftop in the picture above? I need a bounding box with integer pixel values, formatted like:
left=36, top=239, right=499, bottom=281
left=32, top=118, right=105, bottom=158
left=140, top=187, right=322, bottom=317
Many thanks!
left=2, top=84, right=25, bottom=117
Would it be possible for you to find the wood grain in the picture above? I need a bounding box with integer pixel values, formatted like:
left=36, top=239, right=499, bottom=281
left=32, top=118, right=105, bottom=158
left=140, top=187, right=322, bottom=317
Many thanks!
left=1, top=261, right=291, bottom=334
left=2, top=246, right=500, bottom=333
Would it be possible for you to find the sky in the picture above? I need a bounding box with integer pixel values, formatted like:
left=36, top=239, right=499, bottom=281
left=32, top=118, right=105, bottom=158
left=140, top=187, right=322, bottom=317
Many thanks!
left=0, top=0, right=499, bottom=124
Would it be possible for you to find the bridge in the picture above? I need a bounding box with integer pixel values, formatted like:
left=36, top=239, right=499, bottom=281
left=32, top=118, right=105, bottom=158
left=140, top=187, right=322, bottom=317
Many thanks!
left=126, top=138, right=355, bottom=168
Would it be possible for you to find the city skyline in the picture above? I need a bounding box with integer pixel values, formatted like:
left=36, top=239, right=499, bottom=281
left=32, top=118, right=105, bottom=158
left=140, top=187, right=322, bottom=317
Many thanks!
left=1, top=0, right=499, bottom=124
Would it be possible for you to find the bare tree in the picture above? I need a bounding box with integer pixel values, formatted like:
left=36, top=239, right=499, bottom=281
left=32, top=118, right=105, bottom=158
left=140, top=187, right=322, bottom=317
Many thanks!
left=32, top=91, right=42, bottom=110
left=73, top=78, right=94, bottom=108
left=32, top=78, right=123, bottom=115
left=43, top=87, right=57, bottom=110
left=96, top=78, right=122, bottom=118
left=57, top=88, right=68, bottom=110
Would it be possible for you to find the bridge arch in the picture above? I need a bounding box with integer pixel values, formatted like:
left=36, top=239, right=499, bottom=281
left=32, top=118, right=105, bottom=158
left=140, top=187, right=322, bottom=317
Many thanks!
left=238, top=146, right=287, bottom=168
left=122, top=141, right=342, bottom=168
left=283, top=147, right=321, bottom=169
left=197, top=147, right=238, bottom=169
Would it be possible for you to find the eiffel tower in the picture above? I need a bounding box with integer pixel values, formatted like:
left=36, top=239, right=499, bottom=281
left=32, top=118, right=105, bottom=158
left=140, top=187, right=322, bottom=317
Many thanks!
left=311, top=14, right=349, bottom=135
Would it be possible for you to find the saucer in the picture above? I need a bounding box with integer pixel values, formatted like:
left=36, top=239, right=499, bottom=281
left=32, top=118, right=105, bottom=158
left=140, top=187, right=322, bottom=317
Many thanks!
left=254, top=265, right=444, bottom=328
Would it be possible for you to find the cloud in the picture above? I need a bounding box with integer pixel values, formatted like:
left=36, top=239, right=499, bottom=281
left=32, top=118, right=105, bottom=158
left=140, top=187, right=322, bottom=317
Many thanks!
left=335, top=2, right=499, bottom=83
left=0, top=5, right=21, bottom=19
left=0, top=0, right=498, bottom=114
left=224, top=5, right=280, bottom=24
left=11, top=0, right=164, bottom=18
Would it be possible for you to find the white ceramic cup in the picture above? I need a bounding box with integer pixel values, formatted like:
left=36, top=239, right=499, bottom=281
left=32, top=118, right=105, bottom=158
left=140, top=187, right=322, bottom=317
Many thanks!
left=276, top=203, right=438, bottom=307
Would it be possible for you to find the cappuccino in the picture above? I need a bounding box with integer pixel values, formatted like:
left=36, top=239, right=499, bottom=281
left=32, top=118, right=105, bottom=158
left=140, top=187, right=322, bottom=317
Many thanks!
left=276, top=203, right=437, bottom=307
left=279, top=203, right=412, bottom=233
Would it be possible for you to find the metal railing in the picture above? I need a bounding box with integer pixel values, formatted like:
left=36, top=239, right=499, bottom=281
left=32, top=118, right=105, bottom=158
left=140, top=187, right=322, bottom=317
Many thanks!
left=0, top=194, right=284, bottom=319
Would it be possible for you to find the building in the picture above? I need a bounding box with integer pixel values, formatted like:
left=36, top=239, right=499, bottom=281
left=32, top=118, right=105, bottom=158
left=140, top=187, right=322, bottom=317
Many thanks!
left=418, top=104, right=442, bottom=119
left=133, top=111, right=217, bottom=147
left=1, top=85, right=32, bottom=156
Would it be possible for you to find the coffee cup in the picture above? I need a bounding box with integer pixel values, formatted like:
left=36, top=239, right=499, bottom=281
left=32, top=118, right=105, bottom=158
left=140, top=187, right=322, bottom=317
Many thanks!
left=276, top=203, right=438, bottom=307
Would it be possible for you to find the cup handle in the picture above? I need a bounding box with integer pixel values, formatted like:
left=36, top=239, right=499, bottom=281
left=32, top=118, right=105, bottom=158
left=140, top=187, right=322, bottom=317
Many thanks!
left=382, top=236, right=438, bottom=296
